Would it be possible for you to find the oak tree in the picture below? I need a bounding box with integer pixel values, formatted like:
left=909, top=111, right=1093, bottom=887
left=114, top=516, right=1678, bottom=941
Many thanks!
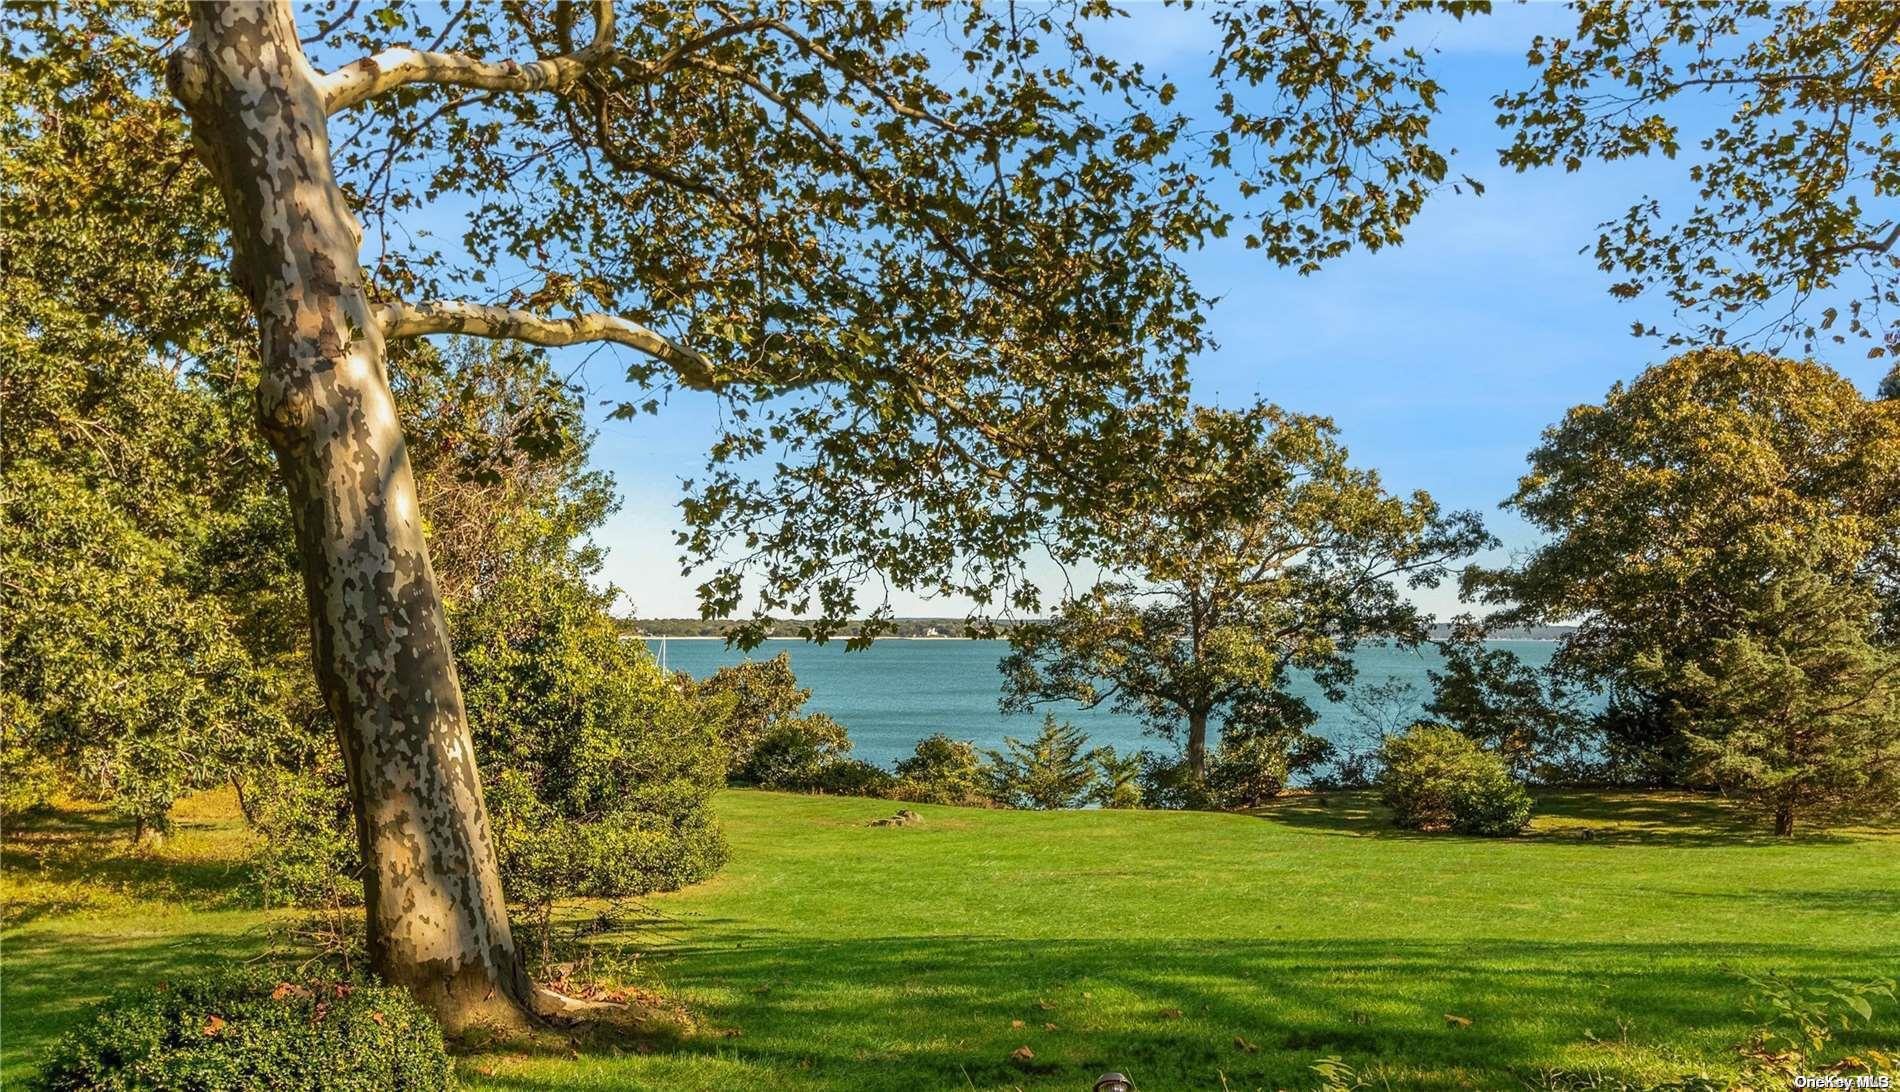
left=1001, top=404, right=1491, bottom=779
left=1473, top=350, right=1900, bottom=756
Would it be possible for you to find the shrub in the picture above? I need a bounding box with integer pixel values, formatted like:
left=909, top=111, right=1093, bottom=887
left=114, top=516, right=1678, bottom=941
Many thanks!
left=1205, top=732, right=1291, bottom=808
left=893, top=733, right=992, bottom=806
left=254, top=573, right=730, bottom=967
left=248, top=755, right=363, bottom=962
left=250, top=758, right=359, bottom=913
left=1135, top=750, right=1214, bottom=811
left=808, top=759, right=899, bottom=798
left=1378, top=723, right=1532, bottom=835
left=986, top=715, right=1099, bottom=810
left=687, top=653, right=812, bottom=777
left=34, top=969, right=451, bottom=1091
left=1090, top=746, right=1143, bottom=809
left=1521, top=1070, right=1723, bottom=1092
left=1, top=693, right=59, bottom=817
left=1735, top=968, right=1895, bottom=1083
left=737, top=713, right=856, bottom=790
left=455, top=573, right=729, bottom=954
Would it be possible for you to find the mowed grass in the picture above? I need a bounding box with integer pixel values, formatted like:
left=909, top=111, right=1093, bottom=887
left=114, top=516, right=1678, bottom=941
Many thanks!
left=4, top=788, right=1896, bottom=1090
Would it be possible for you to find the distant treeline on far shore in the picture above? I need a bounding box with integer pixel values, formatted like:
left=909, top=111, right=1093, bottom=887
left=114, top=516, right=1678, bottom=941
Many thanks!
left=618, top=618, right=1578, bottom=641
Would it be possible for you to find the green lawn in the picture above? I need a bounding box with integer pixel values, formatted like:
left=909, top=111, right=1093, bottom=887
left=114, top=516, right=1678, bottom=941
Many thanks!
left=4, top=788, right=1896, bottom=1090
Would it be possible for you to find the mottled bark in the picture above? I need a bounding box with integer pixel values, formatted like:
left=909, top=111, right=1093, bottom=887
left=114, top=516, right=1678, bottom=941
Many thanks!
left=167, top=1, right=532, bottom=1032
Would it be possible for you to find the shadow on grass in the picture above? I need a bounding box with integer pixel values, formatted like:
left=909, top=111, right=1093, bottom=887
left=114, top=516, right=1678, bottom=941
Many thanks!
left=3, top=811, right=255, bottom=928
left=461, top=931, right=1900, bottom=1091
left=1251, top=790, right=1864, bottom=848
left=1647, top=886, right=1900, bottom=914
left=13, top=923, right=1893, bottom=1092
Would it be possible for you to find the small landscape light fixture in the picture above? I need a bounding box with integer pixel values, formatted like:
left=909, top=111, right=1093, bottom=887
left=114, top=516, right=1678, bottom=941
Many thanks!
left=1094, top=1073, right=1134, bottom=1092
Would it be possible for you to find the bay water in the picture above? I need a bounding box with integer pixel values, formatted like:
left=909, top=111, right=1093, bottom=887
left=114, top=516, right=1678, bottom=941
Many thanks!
left=646, top=638, right=1562, bottom=769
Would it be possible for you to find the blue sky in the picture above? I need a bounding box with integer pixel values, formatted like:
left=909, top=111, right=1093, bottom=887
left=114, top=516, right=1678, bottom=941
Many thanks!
left=515, top=3, right=1885, bottom=622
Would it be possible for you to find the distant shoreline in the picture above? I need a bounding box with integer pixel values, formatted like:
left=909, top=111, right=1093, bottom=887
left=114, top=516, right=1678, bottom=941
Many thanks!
left=631, top=634, right=1567, bottom=643
left=624, top=619, right=1578, bottom=642
left=634, top=635, right=973, bottom=641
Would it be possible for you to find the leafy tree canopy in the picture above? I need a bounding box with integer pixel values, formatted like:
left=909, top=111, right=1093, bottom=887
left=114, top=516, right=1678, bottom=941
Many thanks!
left=10, top=0, right=1512, bottom=646
left=0, top=20, right=295, bottom=830
left=1496, top=0, right=1900, bottom=356
left=11, top=1, right=1894, bottom=651
left=460, top=568, right=730, bottom=933
left=1425, top=617, right=1591, bottom=781
left=685, top=652, right=812, bottom=776
left=1473, top=350, right=1900, bottom=688
left=1002, top=403, right=1492, bottom=775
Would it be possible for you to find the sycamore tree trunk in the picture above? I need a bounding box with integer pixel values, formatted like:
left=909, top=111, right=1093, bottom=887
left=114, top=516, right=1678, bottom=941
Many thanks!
left=167, top=1, right=533, bottom=1031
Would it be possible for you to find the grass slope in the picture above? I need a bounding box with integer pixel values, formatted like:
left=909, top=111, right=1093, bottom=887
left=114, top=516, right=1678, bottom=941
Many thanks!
left=4, top=789, right=1896, bottom=1090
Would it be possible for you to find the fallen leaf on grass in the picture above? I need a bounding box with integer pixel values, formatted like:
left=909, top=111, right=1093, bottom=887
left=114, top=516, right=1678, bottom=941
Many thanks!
left=1159, top=1008, right=1183, bottom=1020
left=369, top=1011, right=386, bottom=1026
left=1234, top=1035, right=1257, bottom=1053
left=1444, top=1013, right=1473, bottom=1028
left=1009, top=1045, right=1035, bottom=1064
left=202, top=1015, right=226, bottom=1037
left=1011, top=1019, right=1025, bottom=1029
left=1043, top=1023, right=1058, bottom=1032
left=1037, top=1000, right=1056, bottom=1010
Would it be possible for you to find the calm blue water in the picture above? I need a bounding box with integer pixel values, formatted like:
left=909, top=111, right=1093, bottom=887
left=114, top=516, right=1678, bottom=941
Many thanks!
left=648, top=638, right=1561, bottom=768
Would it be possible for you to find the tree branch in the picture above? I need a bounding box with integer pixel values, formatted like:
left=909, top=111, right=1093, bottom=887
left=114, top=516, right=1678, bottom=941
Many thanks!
left=319, top=0, right=615, bottom=114
left=756, top=18, right=971, bottom=136
left=682, top=54, right=1023, bottom=302
left=1814, top=219, right=1900, bottom=262
left=375, top=299, right=718, bottom=390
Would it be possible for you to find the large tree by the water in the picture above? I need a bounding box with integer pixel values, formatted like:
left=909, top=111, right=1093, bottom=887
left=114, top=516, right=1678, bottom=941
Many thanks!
left=1001, top=404, right=1493, bottom=780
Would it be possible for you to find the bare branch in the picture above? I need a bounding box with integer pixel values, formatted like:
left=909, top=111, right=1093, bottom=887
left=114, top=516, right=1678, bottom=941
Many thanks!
left=319, top=0, right=615, bottom=114
left=375, top=299, right=718, bottom=390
